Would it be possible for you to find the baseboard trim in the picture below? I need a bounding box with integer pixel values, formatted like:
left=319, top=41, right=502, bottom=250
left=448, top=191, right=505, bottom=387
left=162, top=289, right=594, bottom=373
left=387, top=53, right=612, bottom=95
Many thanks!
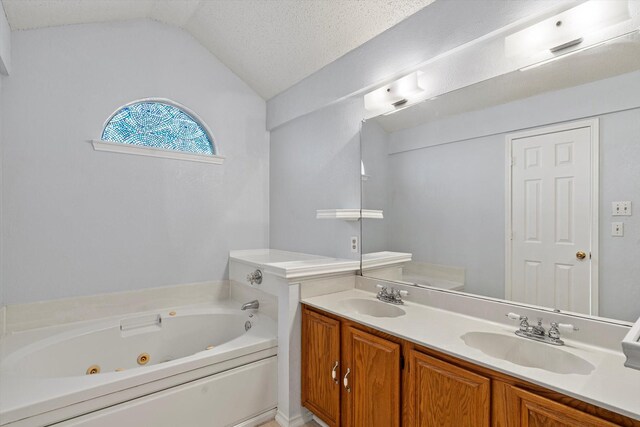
left=274, top=408, right=313, bottom=427
left=312, top=415, right=330, bottom=427
left=234, top=408, right=277, bottom=426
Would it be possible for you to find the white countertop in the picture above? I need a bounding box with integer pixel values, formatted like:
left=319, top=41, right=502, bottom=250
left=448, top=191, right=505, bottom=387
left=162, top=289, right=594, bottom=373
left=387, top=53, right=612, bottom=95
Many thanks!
left=301, top=289, right=640, bottom=421
left=230, top=249, right=360, bottom=279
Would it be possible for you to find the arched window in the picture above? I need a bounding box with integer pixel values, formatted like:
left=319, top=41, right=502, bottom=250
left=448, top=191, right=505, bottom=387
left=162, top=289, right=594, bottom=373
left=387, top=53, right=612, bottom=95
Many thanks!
left=94, top=99, right=223, bottom=164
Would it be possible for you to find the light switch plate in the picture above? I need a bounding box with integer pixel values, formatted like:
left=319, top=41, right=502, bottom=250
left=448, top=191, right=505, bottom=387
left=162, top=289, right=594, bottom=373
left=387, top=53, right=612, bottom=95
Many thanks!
left=612, top=201, right=632, bottom=216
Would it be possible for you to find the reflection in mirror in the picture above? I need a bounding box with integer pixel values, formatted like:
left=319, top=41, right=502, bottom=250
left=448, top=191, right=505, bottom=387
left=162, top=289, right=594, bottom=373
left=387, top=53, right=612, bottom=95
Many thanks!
left=361, top=31, right=640, bottom=323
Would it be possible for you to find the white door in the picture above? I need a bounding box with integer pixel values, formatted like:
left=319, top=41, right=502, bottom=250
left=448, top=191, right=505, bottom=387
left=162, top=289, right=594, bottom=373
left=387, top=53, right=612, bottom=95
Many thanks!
left=508, top=123, right=596, bottom=314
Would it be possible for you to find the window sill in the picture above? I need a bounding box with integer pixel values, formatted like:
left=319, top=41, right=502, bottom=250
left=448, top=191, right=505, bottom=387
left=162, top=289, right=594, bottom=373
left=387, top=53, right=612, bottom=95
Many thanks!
left=91, top=140, right=225, bottom=164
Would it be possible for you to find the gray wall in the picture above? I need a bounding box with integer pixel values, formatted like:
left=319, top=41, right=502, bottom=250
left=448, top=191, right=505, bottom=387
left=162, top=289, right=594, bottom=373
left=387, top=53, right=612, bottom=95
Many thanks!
left=598, top=108, right=640, bottom=322
left=1, top=20, right=269, bottom=304
left=361, top=119, right=390, bottom=254
left=385, top=135, right=505, bottom=298
left=269, top=98, right=361, bottom=260
left=363, top=71, right=640, bottom=322
left=0, top=76, right=4, bottom=306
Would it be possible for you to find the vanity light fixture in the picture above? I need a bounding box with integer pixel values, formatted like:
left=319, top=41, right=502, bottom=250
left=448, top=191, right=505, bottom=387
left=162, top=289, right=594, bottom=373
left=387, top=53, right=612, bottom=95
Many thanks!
left=381, top=101, right=421, bottom=116
left=505, top=0, right=632, bottom=59
left=519, top=29, right=639, bottom=71
left=364, top=71, right=427, bottom=114
left=549, top=37, right=584, bottom=53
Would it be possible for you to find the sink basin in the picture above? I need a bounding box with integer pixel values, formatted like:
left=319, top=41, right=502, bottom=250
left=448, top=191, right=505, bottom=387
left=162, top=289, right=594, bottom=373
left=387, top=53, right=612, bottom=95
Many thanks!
left=461, top=332, right=595, bottom=375
left=340, top=298, right=406, bottom=318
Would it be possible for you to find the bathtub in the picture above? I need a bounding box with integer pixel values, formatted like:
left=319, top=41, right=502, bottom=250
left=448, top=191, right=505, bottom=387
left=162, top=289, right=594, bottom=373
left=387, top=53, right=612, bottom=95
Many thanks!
left=0, top=303, right=278, bottom=427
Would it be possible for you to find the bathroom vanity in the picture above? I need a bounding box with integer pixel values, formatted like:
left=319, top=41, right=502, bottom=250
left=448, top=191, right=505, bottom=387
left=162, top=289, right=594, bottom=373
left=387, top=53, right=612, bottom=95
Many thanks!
left=344, top=9, right=640, bottom=426
left=301, top=287, right=640, bottom=427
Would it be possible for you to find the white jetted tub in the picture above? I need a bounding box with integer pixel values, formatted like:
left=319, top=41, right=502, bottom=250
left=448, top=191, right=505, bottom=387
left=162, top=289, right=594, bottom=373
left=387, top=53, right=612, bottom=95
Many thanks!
left=0, top=303, right=278, bottom=427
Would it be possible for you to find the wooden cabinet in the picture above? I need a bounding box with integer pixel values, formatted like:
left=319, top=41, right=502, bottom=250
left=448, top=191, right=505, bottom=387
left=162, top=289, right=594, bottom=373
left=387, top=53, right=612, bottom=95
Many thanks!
left=301, top=305, right=640, bottom=427
left=407, top=350, right=490, bottom=427
left=496, top=383, right=619, bottom=427
left=301, top=307, right=401, bottom=427
left=341, top=326, right=401, bottom=427
left=301, top=308, right=341, bottom=426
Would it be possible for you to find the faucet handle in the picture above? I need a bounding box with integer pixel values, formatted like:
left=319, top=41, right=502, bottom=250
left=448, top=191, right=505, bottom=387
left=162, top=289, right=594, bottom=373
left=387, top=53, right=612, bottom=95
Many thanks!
left=556, top=323, right=579, bottom=333
left=548, top=322, right=561, bottom=339
left=246, top=269, right=263, bottom=285
left=506, top=313, right=530, bottom=331
left=548, top=322, right=578, bottom=340
left=506, top=312, right=524, bottom=320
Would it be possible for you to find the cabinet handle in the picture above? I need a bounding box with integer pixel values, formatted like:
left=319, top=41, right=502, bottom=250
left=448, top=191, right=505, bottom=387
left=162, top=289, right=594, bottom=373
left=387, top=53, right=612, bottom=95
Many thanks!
left=343, top=368, right=351, bottom=393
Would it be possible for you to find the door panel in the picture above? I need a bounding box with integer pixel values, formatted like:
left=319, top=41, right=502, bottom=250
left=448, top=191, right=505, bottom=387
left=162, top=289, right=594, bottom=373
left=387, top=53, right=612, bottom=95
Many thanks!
left=342, top=326, right=401, bottom=427
left=301, top=308, right=341, bottom=427
left=510, top=126, right=593, bottom=313
left=409, top=350, right=489, bottom=427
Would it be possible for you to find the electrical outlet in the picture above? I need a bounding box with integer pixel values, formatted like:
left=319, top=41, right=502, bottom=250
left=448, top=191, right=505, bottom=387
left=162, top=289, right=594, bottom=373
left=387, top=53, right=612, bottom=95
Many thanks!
left=612, top=201, right=632, bottom=216
left=612, top=222, right=624, bottom=237
left=350, top=236, right=359, bottom=253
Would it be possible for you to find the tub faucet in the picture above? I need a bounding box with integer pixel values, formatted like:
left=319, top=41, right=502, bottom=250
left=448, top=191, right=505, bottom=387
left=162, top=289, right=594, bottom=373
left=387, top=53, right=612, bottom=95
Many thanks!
left=241, top=300, right=259, bottom=310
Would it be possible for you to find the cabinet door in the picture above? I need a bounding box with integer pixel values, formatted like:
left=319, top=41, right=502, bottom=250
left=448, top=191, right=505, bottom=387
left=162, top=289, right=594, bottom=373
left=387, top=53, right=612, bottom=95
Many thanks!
left=301, top=308, right=341, bottom=427
left=341, top=326, right=401, bottom=427
left=409, top=350, right=489, bottom=427
left=508, top=386, right=618, bottom=427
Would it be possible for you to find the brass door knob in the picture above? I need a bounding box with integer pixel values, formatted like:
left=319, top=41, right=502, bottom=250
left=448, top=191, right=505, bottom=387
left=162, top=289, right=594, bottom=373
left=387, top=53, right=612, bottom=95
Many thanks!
left=576, top=251, right=587, bottom=260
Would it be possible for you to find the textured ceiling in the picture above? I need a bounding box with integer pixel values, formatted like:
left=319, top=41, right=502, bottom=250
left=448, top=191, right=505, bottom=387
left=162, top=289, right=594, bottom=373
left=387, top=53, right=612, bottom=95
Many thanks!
left=1, top=0, right=434, bottom=99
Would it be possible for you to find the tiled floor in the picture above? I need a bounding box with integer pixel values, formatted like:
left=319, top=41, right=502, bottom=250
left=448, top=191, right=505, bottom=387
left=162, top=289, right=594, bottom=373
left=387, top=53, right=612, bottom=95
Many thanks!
left=258, top=420, right=320, bottom=427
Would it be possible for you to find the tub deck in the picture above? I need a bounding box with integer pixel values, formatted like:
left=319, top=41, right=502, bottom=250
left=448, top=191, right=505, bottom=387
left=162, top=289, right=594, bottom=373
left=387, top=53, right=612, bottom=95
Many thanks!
left=0, top=301, right=277, bottom=426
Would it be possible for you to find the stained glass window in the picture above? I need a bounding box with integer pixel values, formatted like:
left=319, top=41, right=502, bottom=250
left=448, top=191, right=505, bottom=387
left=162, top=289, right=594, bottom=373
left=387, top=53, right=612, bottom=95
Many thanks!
left=102, top=101, right=215, bottom=155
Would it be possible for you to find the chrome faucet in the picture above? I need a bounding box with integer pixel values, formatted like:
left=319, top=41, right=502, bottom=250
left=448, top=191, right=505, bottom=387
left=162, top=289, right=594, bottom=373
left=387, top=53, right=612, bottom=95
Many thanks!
left=529, top=318, right=547, bottom=337
left=376, top=285, right=408, bottom=305
left=241, top=300, right=259, bottom=310
left=506, top=313, right=578, bottom=346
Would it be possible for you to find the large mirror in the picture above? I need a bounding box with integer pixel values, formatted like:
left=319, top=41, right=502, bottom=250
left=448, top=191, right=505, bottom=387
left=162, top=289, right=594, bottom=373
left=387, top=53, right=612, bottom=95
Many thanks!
left=360, top=30, right=640, bottom=323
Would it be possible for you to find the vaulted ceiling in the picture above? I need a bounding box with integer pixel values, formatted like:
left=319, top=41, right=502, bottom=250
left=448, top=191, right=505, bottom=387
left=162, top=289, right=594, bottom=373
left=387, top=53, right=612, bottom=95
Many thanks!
left=1, top=0, right=434, bottom=99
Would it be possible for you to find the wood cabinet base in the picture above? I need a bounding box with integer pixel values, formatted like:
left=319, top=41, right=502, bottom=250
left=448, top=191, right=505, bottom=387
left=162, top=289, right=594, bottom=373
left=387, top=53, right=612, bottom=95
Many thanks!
left=301, top=304, right=640, bottom=427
